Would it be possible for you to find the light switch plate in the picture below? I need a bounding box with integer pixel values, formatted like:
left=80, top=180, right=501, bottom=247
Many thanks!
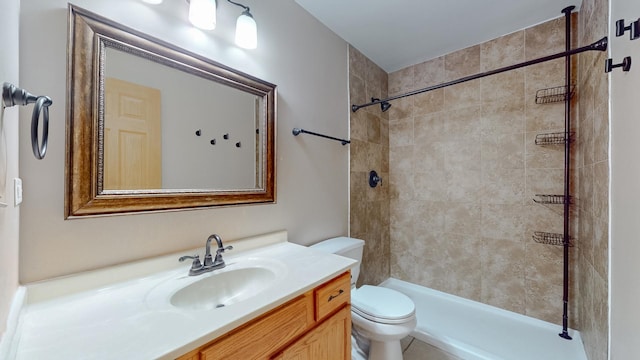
left=14, top=178, right=22, bottom=206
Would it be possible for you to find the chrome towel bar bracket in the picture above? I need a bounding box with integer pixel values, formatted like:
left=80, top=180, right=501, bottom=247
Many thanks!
left=2, top=82, right=52, bottom=159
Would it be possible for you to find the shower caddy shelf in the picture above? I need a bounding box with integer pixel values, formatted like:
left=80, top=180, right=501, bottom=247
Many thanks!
left=533, top=231, right=574, bottom=247
left=535, top=84, right=576, bottom=104
left=533, top=194, right=571, bottom=205
left=534, top=131, right=575, bottom=145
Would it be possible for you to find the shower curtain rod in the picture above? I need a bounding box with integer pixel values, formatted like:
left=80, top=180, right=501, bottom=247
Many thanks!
left=351, top=36, right=608, bottom=112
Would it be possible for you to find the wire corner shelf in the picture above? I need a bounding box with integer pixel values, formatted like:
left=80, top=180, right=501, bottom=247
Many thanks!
left=533, top=231, right=574, bottom=247
left=533, top=194, right=572, bottom=205
left=535, top=85, right=576, bottom=104
left=534, top=131, right=575, bottom=145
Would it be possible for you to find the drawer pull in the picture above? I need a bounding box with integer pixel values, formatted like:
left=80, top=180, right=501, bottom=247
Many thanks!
left=328, top=289, right=344, bottom=302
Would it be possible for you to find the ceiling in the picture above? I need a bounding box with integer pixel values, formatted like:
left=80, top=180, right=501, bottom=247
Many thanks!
left=294, top=0, right=581, bottom=73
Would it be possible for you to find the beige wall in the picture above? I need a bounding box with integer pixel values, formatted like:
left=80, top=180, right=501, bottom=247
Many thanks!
left=348, top=46, right=390, bottom=286
left=610, top=0, right=640, bottom=357
left=576, top=0, right=609, bottom=359
left=0, top=0, right=21, bottom=337
left=18, top=0, right=349, bottom=283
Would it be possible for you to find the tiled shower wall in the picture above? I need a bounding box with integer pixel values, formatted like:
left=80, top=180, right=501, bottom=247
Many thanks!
left=576, top=0, right=609, bottom=359
left=348, top=46, right=390, bottom=286
left=386, top=17, right=575, bottom=324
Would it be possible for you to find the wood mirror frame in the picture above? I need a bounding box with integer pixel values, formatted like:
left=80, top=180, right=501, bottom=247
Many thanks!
left=65, top=5, right=276, bottom=218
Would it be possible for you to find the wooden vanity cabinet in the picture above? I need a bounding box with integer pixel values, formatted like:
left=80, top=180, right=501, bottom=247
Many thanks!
left=177, top=271, right=351, bottom=360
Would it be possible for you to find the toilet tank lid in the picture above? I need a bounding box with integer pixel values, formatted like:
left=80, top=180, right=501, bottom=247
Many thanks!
left=310, top=237, right=365, bottom=254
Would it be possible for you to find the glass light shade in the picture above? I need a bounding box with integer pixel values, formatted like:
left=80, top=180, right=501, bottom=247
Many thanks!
left=235, top=11, right=257, bottom=49
left=189, top=0, right=217, bottom=30
left=142, top=0, right=163, bottom=4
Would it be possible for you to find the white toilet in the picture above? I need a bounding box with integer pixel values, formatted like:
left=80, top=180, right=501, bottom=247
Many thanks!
left=311, top=237, right=416, bottom=360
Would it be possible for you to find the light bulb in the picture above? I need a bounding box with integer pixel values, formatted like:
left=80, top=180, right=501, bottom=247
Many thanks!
left=189, top=0, right=217, bottom=30
left=235, top=10, right=257, bottom=49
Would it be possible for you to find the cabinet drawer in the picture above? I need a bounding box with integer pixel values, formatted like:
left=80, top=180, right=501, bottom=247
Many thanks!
left=314, top=271, right=350, bottom=321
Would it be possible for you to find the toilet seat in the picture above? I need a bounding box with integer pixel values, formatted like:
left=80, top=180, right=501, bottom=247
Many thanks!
left=352, top=285, right=415, bottom=325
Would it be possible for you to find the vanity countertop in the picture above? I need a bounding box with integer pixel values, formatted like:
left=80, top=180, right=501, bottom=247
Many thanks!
left=9, top=231, right=353, bottom=359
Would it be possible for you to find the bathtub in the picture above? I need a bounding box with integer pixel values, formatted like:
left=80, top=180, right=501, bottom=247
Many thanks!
left=380, top=278, right=588, bottom=360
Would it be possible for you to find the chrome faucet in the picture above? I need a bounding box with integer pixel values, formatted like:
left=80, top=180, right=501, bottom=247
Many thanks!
left=179, top=234, right=234, bottom=276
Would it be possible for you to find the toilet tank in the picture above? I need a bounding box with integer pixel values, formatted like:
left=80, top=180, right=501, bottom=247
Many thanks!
left=310, top=237, right=365, bottom=285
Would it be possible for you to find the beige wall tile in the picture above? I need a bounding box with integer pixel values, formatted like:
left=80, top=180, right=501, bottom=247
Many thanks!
left=524, top=17, right=566, bottom=60
left=525, top=280, right=564, bottom=324
left=525, top=131, right=565, bottom=169
left=414, top=112, right=445, bottom=142
left=481, top=69, right=525, bottom=104
left=415, top=56, right=445, bottom=89
left=349, top=105, right=368, bottom=142
left=481, top=204, right=527, bottom=241
left=389, top=66, right=415, bottom=96
left=444, top=81, right=481, bottom=109
left=482, top=168, right=525, bottom=205
left=444, top=106, right=482, bottom=141
left=349, top=72, right=367, bottom=109
left=482, top=133, right=525, bottom=170
left=481, top=101, right=525, bottom=135
left=388, top=96, right=414, bottom=121
left=445, top=45, right=481, bottom=81
left=349, top=45, right=366, bottom=81
left=481, top=238, right=526, bottom=312
left=414, top=89, right=445, bottom=115
left=481, top=31, right=524, bottom=71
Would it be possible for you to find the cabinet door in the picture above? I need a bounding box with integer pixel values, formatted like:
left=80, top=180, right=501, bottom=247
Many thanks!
left=273, top=306, right=351, bottom=360
left=198, top=294, right=314, bottom=360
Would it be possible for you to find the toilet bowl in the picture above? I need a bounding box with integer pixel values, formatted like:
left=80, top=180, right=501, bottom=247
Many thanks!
left=310, top=237, right=416, bottom=360
left=351, top=285, right=416, bottom=360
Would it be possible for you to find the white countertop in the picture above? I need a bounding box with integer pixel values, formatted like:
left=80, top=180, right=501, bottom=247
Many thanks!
left=9, top=231, right=354, bottom=359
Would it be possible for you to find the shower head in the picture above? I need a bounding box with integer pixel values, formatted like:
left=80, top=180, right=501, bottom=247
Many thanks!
left=370, top=97, right=392, bottom=113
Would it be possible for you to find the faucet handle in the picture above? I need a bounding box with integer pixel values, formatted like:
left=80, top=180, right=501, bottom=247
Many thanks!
left=216, top=245, right=233, bottom=256
left=179, top=254, right=202, bottom=270
left=212, top=246, right=233, bottom=269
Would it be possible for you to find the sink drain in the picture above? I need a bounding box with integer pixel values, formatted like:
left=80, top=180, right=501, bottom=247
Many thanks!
left=215, top=304, right=225, bottom=308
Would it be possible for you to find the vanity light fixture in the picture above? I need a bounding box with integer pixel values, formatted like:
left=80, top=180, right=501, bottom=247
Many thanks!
left=188, top=0, right=217, bottom=30
left=227, top=0, right=257, bottom=49
left=144, top=0, right=257, bottom=49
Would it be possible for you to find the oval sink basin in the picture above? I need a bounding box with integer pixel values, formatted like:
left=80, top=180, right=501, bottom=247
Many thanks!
left=170, top=267, right=276, bottom=311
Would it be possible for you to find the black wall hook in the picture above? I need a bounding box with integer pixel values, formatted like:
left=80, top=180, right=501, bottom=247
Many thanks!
left=615, top=18, right=640, bottom=40
left=605, top=57, right=632, bottom=73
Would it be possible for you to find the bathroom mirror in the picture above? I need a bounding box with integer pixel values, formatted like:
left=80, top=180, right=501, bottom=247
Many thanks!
left=65, top=5, right=276, bottom=218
